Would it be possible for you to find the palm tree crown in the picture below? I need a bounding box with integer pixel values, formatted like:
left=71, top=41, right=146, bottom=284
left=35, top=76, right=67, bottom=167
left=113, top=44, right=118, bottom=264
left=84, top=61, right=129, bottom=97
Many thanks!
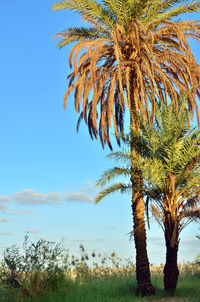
left=53, top=0, right=200, bottom=148
left=96, top=97, right=200, bottom=232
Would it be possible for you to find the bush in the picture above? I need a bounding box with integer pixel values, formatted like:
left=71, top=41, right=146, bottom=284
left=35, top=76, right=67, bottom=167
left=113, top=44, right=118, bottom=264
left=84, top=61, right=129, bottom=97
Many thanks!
left=0, top=234, right=70, bottom=299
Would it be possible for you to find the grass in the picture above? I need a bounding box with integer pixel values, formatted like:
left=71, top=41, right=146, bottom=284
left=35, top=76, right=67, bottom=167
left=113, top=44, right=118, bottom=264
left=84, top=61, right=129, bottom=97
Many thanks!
left=2, top=268, right=199, bottom=302
left=1, top=237, right=199, bottom=302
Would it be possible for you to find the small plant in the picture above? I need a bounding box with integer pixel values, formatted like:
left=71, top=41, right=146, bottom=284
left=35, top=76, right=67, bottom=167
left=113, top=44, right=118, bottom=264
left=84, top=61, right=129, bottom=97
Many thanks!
left=69, top=245, right=135, bottom=281
left=0, top=234, right=70, bottom=299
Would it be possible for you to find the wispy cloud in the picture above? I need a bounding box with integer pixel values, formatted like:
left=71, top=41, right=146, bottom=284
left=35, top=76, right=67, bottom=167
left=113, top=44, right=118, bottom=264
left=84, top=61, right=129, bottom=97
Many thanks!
left=104, top=226, right=117, bottom=230
left=148, top=236, right=164, bottom=245
left=64, top=192, right=94, bottom=203
left=0, top=204, right=9, bottom=211
left=64, top=182, right=96, bottom=203
left=0, top=196, right=11, bottom=203
left=0, top=218, right=14, bottom=222
left=7, top=209, right=36, bottom=215
left=180, top=237, right=199, bottom=244
left=0, top=182, right=97, bottom=210
left=0, top=196, right=11, bottom=214
left=11, top=189, right=63, bottom=206
left=0, top=232, right=12, bottom=236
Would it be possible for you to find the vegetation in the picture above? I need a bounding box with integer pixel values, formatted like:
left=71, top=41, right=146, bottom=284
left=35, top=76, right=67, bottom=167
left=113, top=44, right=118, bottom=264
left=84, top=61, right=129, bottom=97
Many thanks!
left=53, top=0, right=200, bottom=295
left=0, top=235, right=69, bottom=300
left=1, top=237, right=200, bottom=302
left=96, top=97, right=200, bottom=293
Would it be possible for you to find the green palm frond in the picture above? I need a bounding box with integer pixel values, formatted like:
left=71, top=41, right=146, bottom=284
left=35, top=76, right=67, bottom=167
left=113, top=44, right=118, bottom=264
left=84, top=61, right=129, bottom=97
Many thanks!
left=160, top=0, right=185, bottom=10
left=95, top=95, right=200, bottom=234
left=106, top=151, right=132, bottom=163
left=143, top=157, right=166, bottom=188
left=95, top=182, right=131, bottom=203
left=54, top=27, right=107, bottom=47
left=96, top=167, right=131, bottom=187
left=134, top=0, right=154, bottom=18
left=103, top=0, right=132, bottom=29
left=154, top=1, right=200, bottom=22
left=53, top=0, right=114, bottom=29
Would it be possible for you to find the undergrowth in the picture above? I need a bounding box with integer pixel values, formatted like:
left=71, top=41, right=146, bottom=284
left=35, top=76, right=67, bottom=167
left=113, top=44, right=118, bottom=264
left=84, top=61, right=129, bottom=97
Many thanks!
left=0, top=236, right=199, bottom=302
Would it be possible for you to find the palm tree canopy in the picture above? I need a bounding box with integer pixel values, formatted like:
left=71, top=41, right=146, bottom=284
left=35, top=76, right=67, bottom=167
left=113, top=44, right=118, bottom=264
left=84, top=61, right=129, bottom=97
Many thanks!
left=53, top=0, right=200, bottom=148
left=96, top=96, right=200, bottom=233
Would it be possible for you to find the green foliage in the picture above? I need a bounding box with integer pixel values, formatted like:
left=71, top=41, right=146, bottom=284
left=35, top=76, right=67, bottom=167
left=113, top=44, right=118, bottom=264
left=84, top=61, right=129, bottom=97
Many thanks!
left=10, top=265, right=200, bottom=302
left=0, top=235, right=70, bottom=300
left=0, top=242, right=200, bottom=301
left=96, top=96, right=200, bottom=234
left=53, top=0, right=200, bottom=40
left=52, top=0, right=115, bottom=30
left=55, top=27, right=106, bottom=48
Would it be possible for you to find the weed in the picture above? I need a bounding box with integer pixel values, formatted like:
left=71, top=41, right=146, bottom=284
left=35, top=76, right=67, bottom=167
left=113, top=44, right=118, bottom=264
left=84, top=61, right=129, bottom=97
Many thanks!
left=0, top=234, right=70, bottom=300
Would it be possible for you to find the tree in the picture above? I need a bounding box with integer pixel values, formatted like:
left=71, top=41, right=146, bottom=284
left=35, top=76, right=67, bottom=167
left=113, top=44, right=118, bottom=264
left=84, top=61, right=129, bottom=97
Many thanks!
left=96, top=97, right=200, bottom=293
left=138, top=98, right=200, bottom=292
left=53, top=0, right=200, bottom=295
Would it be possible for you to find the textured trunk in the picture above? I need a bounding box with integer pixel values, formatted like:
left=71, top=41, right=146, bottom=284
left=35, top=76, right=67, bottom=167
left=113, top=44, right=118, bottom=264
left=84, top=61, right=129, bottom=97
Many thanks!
left=131, top=196, right=155, bottom=295
left=164, top=231, right=179, bottom=293
left=130, top=85, right=155, bottom=296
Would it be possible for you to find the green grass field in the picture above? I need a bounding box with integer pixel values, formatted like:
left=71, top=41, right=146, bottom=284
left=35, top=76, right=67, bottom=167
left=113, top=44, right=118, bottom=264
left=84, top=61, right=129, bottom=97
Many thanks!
left=27, top=274, right=200, bottom=302
left=2, top=267, right=200, bottom=302
left=1, top=238, right=199, bottom=302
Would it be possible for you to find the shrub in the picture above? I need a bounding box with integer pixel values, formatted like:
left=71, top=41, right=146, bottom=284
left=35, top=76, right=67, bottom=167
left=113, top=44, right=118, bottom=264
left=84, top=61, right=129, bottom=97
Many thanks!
left=0, top=234, right=70, bottom=299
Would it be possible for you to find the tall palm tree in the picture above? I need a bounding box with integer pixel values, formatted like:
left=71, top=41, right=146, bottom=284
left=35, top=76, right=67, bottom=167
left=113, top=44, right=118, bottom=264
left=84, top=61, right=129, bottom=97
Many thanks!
left=96, top=97, right=200, bottom=293
left=53, top=0, right=200, bottom=295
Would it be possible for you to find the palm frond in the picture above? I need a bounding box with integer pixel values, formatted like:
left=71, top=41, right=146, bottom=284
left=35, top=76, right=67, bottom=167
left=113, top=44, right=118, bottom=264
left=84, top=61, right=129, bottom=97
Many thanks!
left=106, top=151, right=132, bottom=162
left=53, top=0, right=115, bottom=28
left=54, top=27, right=107, bottom=48
left=96, top=167, right=131, bottom=187
left=95, top=182, right=131, bottom=203
left=154, top=1, right=200, bottom=21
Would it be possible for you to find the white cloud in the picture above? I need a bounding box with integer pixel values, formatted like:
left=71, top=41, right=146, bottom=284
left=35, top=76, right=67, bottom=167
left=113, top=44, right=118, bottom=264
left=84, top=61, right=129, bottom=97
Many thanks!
left=0, top=196, right=11, bottom=213
left=105, top=226, right=117, bottom=230
left=64, top=181, right=97, bottom=203
left=0, top=204, right=9, bottom=211
left=0, top=196, right=11, bottom=203
left=79, top=181, right=97, bottom=194
left=7, top=209, right=35, bottom=215
left=0, top=232, right=12, bottom=236
left=0, top=182, right=96, bottom=209
left=11, top=189, right=63, bottom=206
left=180, top=237, right=199, bottom=244
left=64, top=192, right=94, bottom=203
left=0, top=218, right=14, bottom=222
left=148, top=236, right=164, bottom=245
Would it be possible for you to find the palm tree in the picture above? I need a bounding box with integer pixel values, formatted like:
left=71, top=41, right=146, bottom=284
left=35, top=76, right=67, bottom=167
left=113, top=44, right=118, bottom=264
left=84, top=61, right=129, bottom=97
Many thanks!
left=53, top=0, right=200, bottom=295
left=96, top=97, right=200, bottom=293
left=140, top=98, right=200, bottom=293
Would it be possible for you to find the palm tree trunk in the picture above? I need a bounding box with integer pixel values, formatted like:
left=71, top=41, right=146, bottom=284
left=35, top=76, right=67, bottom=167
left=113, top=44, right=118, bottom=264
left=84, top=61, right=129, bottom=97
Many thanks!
left=131, top=194, right=155, bottom=295
left=130, top=86, right=155, bottom=296
left=164, top=231, right=179, bottom=293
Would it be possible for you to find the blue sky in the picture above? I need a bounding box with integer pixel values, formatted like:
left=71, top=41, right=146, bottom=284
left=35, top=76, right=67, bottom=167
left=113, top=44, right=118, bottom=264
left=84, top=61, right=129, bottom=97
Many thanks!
left=0, top=0, right=199, bottom=265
